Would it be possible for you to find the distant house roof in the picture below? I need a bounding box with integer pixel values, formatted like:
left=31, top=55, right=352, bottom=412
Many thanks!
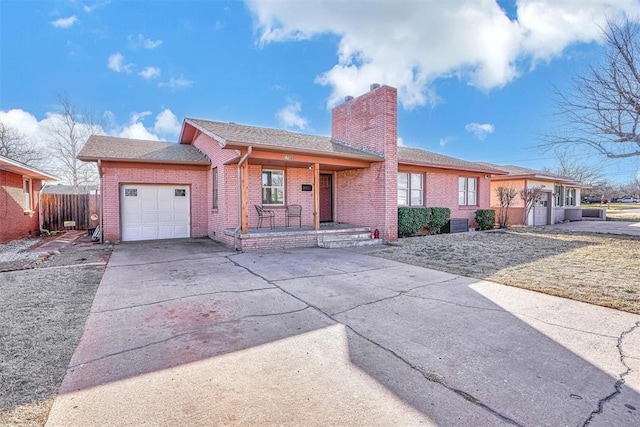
left=78, top=135, right=211, bottom=166
left=398, top=147, right=506, bottom=174
left=181, top=118, right=384, bottom=161
left=0, top=155, right=58, bottom=181
left=42, top=184, right=97, bottom=195
left=477, top=162, right=588, bottom=187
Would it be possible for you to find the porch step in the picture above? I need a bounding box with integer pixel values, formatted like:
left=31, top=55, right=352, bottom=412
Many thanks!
left=318, top=230, right=384, bottom=249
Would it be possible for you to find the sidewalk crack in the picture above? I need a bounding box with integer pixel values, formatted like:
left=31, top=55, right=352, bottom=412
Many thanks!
left=91, top=286, right=278, bottom=313
left=582, top=321, right=640, bottom=426
left=227, top=254, right=523, bottom=426
left=68, top=306, right=310, bottom=369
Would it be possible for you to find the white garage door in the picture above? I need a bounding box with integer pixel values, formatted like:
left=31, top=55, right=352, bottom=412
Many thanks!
left=121, top=185, right=190, bottom=241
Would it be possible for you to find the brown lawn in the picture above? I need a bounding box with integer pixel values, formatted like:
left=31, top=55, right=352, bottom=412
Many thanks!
left=373, top=227, right=640, bottom=314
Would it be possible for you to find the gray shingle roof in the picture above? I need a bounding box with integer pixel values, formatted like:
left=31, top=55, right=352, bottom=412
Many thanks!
left=398, top=147, right=506, bottom=174
left=78, top=135, right=211, bottom=165
left=476, top=162, right=585, bottom=185
left=185, top=118, right=383, bottom=160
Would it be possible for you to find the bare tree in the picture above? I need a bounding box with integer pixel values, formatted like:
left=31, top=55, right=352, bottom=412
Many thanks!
left=541, top=18, right=640, bottom=160
left=0, top=123, right=44, bottom=167
left=495, top=186, right=518, bottom=228
left=543, top=148, right=603, bottom=184
left=42, top=95, right=102, bottom=193
left=520, top=186, right=546, bottom=225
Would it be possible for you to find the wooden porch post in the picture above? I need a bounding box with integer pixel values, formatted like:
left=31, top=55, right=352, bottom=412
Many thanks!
left=313, top=162, right=320, bottom=230
left=241, top=159, right=249, bottom=233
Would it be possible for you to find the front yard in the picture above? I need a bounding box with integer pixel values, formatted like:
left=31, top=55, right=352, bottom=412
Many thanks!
left=0, top=240, right=112, bottom=427
left=373, top=227, right=640, bottom=314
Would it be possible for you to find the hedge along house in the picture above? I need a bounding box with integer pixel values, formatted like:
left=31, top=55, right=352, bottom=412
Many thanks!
left=483, top=163, right=588, bottom=226
left=0, top=155, right=58, bottom=243
left=79, top=84, right=503, bottom=250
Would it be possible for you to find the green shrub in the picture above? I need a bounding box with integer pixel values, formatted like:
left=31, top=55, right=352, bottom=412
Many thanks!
left=428, top=207, right=450, bottom=234
left=398, top=207, right=430, bottom=237
left=475, top=209, right=495, bottom=230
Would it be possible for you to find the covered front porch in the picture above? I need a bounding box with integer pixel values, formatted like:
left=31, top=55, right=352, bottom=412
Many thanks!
left=226, top=145, right=383, bottom=239
left=223, top=223, right=382, bottom=251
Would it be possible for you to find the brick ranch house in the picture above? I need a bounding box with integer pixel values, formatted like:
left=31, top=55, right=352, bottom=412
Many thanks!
left=482, top=163, right=588, bottom=226
left=79, top=85, right=504, bottom=250
left=0, top=155, right=58, bottom=243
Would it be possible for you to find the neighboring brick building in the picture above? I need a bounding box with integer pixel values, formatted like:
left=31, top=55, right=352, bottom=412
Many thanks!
left=0, top=155, right=58, bottom=243
left=481, top=163, right=588, bottom=226
left=79, top=84, right=504, bottom=250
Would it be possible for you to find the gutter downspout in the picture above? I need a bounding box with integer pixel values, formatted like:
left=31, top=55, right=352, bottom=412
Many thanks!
left=234, top=146, right=252, bottom=251
left=39, top=181, right=49, bottom=235
left=98, top=159, right=104, bottom=244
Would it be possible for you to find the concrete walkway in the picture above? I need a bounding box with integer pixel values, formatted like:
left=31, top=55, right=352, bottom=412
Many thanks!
left=46, top=239, right=640, bottom=426
left=550, top=220, right=640, bottom=236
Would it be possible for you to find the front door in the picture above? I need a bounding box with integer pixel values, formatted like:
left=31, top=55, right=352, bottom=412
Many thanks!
left=319, top=174, right=333, bottom=222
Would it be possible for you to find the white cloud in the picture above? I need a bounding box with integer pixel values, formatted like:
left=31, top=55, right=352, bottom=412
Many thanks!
left=139, top=66, right=161, bottom=79
left=397, top=137, right=405, bottom=147
left=107, top=52, right=133, bottom=73
left=439, top=136, right=455, bottom=147
left=245, top=0, right=640, bottom=109
left=465, top=123, right=495, bottom=140
left=276, top=101, right=308, bottom=130
left=128, top=33, right=163, bottom=49
left=118, top=122, right=160, bottom=141
left=154, top=109, right=181, bottom=135
left=158, top=75, right=193, bottom=89
left=51, top=16, right=78, bottom=29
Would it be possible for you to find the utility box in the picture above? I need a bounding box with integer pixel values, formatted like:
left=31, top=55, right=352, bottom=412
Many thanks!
left=441, top=218, right=469, bottom=234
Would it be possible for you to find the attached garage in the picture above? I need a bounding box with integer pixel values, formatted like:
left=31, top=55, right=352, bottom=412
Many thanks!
left=121, top=184, right=191, bottom=241
left=77, top=136, right=211, bottom=243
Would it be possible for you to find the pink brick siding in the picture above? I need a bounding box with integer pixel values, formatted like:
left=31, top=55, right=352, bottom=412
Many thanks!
left=100, top=161, right=208, bottom=243
left=332, top=85, right=398, bottom=241
left=0, top=170, right=42, bottom=243
left=398, top=166, right=492, bottom=228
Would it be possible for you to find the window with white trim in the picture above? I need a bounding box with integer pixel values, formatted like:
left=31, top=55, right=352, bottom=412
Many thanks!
left=23, top=178, right=33, bottom=211
left=565, top=188, right=576, bottom=206
left=458, top=177, right=477, bottom=206
left=262, top=169, right=284, bottom=206
left=554, top=185, right=564, bottom=207
left=398, top=172, right=423, bottom=206
left=212, top=167, right=218, bottom=209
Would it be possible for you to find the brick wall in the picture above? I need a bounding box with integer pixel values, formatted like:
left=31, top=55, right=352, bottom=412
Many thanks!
left=100, top=162, right=208, bottom=243
left=0, top=170, right=42, bottom=243
left=331, top=85, right=398, bottom=241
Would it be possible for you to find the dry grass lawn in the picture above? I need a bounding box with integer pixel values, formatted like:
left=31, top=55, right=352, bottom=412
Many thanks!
left=373, top=227, right=640, bottom=314
left=0, top=243, right=111, bottom=427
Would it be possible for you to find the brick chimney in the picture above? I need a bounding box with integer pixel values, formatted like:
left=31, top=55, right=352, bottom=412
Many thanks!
left=331, top=84, right=398, bottom=241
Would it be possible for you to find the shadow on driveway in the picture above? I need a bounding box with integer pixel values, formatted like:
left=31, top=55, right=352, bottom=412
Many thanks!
left=45, top=239, right=640, bottom=426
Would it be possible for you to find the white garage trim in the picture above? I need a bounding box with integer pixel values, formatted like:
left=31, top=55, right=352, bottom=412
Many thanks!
left=121, top=184, right=191, bottom=241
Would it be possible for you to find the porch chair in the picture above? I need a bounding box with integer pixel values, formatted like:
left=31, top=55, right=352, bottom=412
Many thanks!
left=285, top=204, right=302, bottom=228
left=255, top=205, right=275, bottom=229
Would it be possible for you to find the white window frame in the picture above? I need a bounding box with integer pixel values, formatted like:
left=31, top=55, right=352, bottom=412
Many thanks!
left=262, top=169, right=285, bottom=206
left=458, top=177, right=477, bottom=206
left=398, top=172, right=423, bottom=206
left=555, top=185, right=564, bottom=207
left=565, top=188, right=576, bottom=206
left=212, top=167, right=218, bottom=209
left=23, top=177, right=33, bottom=211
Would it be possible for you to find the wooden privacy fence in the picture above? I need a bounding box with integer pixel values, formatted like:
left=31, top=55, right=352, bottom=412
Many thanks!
left=41, top=193, right=100, bottom=231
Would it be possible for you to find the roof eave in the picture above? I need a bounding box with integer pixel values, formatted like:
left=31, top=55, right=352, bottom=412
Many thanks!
left=78, top=156, right=210, bottom=166
left=399, top=159, right=507, bottom=174
left=224, top=140, right=384, bottom=162
left=0, top=157, right=59, bottom=181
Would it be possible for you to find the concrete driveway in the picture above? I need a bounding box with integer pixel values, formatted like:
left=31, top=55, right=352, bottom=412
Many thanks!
left=46, top=239, right=640, bottom=426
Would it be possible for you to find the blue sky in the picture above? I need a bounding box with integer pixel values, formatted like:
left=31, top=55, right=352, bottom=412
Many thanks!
left=1, top=0, right=640, bottom=183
